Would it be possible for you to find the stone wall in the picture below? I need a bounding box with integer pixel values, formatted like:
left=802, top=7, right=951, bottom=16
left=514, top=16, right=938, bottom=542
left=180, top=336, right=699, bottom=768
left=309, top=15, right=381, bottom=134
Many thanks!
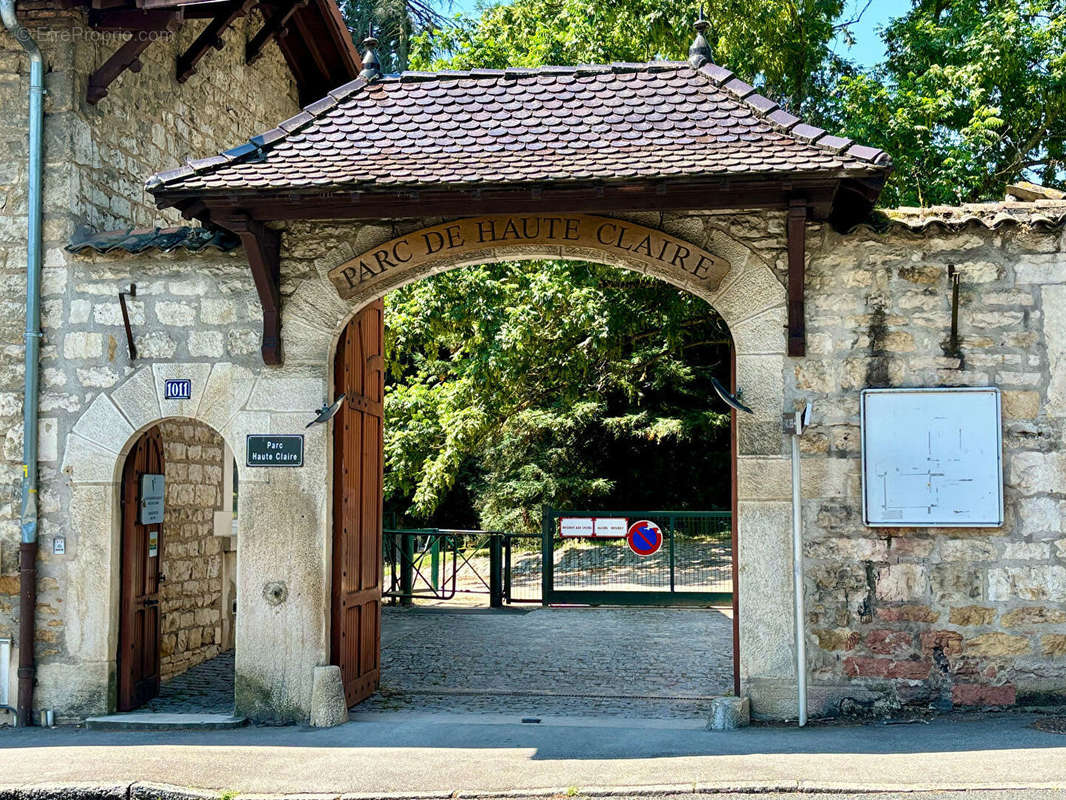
left=158, top=419, right=227, bottom=682
left=2, top=202, right=1064, bottom=723
left=0, top=5, right=300, bottom=715
left=793, top=217, right=1066, bottom=714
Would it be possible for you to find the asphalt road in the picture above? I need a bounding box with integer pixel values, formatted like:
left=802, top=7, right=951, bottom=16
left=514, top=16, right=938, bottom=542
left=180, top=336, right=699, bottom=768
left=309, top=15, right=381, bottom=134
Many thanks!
left=2, top=711, right=1066, bottom=796
left=502, top=795, right=1066, bottom=800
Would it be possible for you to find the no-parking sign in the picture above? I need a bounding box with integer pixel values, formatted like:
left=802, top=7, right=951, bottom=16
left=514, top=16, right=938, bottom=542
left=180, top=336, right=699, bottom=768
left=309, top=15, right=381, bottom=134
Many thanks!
left=627, top=519, right=663, bottom=557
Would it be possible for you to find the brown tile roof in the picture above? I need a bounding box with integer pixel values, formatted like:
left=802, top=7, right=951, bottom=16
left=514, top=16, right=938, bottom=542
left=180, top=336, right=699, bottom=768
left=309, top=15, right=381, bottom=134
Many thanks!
left=67, top=226, right=240, bottom=254
left=146, top=61, right=890, bottom=198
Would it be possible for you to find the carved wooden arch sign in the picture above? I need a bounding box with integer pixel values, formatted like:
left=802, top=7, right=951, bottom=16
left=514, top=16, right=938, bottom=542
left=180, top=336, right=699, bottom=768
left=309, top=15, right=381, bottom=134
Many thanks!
left=328, top=214, right=731, bottom=301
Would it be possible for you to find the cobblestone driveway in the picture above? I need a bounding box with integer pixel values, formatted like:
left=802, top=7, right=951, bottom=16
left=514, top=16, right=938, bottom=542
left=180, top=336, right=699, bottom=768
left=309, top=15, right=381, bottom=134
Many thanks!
left=142, top=649, right=234, bottom=714
left=357, top=606, right=733, bottom=718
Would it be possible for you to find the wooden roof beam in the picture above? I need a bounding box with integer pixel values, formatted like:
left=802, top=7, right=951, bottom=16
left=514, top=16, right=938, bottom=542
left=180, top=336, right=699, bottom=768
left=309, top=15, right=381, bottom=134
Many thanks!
left=176, top=0, right=256, bottom=83
left=246, top=0, right=307, bottom=65
left=224, top=213, right=283, bottom=366
left=87, top=11, right=182, bottom=104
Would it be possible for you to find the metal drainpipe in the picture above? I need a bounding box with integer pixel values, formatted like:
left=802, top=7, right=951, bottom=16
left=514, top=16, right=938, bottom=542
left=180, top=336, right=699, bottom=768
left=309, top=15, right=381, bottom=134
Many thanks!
left=1, top=0, right=44, bottom=728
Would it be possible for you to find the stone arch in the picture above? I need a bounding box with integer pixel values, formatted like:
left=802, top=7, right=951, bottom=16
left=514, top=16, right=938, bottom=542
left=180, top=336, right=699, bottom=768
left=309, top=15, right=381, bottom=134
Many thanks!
left=322, top=214, right=787, bottom=362
left=57, top=360, right=333, bottom=721
left=320, top=214, right=795, bottom=714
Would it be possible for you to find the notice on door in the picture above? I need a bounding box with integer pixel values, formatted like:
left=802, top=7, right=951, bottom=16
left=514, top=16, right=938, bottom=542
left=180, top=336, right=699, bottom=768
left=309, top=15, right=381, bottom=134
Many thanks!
left=246, top=434, right=304, bottom=467
left=140, top=473, right=164, bottom=525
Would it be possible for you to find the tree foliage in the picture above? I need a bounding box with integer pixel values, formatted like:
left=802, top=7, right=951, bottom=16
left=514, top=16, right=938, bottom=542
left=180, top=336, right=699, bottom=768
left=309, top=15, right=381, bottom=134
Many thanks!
left=410, top=0, right=857, bottom=113
left=830, top=0, right=1066, bottom=206
left=384, top=262, right=731, bottom=532
left=374, top=0, right=1066, bottom=529
left=338, top=0, right=451, bottom=73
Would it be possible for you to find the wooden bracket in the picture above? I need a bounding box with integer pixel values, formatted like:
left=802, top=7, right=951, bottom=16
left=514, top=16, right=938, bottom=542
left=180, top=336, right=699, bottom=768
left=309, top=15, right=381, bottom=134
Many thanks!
left=246, top=0, right=309, bottom=64
left=87, top=11, right=182, bottom=104
left=228, top=214, right=283, bottom=365
left=787, top=197, right=808, bottom=357
left=176, top=0, right=256, bottom=82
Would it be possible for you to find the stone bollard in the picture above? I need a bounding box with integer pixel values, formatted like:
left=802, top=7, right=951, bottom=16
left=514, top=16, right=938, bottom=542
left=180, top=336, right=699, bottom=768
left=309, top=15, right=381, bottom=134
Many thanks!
left=707, top=695, right=750, bottom=731
left=309, top=665, right=349, bottom=728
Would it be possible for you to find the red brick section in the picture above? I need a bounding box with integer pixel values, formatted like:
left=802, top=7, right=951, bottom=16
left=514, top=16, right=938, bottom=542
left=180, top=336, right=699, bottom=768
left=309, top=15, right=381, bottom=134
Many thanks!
left=146, top=62, right=891, bottom=196
left=843, top=656, right=932, bottom=681
left=952, top=683, right=1017, bottom=707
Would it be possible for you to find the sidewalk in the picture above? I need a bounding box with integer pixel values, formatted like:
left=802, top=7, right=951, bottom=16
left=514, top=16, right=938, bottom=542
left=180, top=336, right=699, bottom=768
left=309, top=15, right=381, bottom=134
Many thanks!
left=2, top=710, right=1066, bottom=797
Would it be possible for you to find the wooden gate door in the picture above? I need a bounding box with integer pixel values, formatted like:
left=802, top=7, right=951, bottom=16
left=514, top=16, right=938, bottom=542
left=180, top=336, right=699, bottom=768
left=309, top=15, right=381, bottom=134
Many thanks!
left=118, top=425, right=165, bottom=711
left=331, top=300, right=384, bottom=707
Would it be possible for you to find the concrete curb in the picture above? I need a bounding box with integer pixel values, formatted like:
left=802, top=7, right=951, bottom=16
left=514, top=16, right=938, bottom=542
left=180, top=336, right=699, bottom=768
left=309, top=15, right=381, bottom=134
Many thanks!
left=6, top=781, right=1066, bottom=800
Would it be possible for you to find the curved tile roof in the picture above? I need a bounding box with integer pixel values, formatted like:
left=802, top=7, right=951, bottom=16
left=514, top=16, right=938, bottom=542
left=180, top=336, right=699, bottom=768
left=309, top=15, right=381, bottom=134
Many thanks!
left=147, top=61, right=891, bottom=197
left=67, top=226, right=241, bottom=254
left=878, top=200, right=1066, bottom=232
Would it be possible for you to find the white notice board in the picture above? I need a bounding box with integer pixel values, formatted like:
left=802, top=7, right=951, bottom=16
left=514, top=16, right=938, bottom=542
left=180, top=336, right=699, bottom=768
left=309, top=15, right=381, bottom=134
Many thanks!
left=861, top=388, right=1003, bottom=527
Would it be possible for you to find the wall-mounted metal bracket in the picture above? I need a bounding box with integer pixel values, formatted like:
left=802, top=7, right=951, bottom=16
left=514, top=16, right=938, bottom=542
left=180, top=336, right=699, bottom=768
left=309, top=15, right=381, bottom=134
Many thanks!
left=787, top=197, right=808, bottom=357
left=118, top=284, right=137, bottom=360
left=947, top=264, right=961, bottom=357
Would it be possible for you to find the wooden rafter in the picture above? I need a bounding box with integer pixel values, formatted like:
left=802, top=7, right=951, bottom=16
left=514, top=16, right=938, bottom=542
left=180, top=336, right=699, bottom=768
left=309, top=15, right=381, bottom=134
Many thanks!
left=246, top=0, right=308, bottom=65
left=88, top=6, right=180, bottom=27
left=87, top=9, right=182, bottom=104
left=787, top=197, right=808, bottom=358
left=176, top=0, right=256, bottom=83
left=226, top=213, right=283, bottom=366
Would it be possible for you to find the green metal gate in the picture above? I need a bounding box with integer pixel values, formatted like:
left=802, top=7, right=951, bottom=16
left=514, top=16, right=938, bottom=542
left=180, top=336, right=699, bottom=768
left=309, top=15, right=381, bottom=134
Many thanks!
left=383, top=510, right=733, bottom=607
left=541, top=509, right=733, bottom=606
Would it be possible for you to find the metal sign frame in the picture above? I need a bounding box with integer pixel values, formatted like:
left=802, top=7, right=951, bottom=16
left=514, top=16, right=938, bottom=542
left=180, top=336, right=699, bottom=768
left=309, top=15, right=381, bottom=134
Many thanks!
left=860, top=387, right=1003, bottom=528
left=139, top=473, right=165, bottom=525
left=246, top=434, right=305, bottom=467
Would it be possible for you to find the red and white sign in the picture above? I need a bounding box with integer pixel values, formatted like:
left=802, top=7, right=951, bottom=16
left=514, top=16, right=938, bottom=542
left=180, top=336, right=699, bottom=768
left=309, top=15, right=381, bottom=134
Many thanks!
left=559, top=517, right=628, bottom=538
left=592, top=517, right=627, bottom=538
left=559, top=517, right=594, bottom=537
left=627, top=519, right=664, bottom=556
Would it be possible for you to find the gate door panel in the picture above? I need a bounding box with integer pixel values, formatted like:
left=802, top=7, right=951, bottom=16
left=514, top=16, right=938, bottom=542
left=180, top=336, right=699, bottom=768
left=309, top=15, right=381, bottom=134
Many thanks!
left=331, top=300, right=384, bottom=707
left=118, top=426, right=165, bottom=711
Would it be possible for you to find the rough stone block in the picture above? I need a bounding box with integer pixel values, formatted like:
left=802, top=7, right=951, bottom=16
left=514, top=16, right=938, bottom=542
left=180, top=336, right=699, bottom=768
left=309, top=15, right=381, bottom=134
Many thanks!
left=876, top=563, right=927, bottom=602
left=1002, top=607, right=1066, bottom=627
left=309, top=665, right=349, bottom=727
left=1041, top=635, right=1066, bottom=657
left=1044, top=284, right=1066, bottom=417
left=707, top=695, right=750, bottom=730
left=965, top=632, right=1031, bottom=657
left=949, top=606, right=997, bottom=626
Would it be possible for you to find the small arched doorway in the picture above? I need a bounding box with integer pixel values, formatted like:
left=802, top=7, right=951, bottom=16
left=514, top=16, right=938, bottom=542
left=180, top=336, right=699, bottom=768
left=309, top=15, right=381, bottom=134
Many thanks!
left=117, top=420, right=239, bottom=713
left=117, top=425, right=165, bottom=711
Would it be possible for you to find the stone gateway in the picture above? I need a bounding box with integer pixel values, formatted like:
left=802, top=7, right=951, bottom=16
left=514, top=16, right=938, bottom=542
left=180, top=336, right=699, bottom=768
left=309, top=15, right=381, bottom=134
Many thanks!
left=0, top=7, right=1064, bottom=729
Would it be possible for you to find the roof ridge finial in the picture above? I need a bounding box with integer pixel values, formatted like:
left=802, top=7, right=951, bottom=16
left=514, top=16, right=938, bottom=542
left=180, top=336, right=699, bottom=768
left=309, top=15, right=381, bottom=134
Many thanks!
left=360, top=23, right=382, bottom=81
left=688, top=8, right=712, bottom=67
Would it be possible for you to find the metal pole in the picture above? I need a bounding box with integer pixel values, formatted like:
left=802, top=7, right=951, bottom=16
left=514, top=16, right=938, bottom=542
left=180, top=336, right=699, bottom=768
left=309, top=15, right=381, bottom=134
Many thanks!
left=668, top=515, right=676, bottom=592
left=791, top=426, right=808, bottom=727
left=400, top=532, right=415, bottom=606
left=430, top=536, right=439, bottom=591
left=489, top=534, right=503, bottom=608
left=1, top=2, right=44, bottom=728
left=541, top=507, right=552, bottom=607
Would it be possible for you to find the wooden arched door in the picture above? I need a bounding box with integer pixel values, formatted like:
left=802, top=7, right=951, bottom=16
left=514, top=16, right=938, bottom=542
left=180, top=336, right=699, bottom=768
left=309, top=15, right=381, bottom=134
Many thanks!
left=118, top=425, right=165, bottom=711
left=331, top=300, right=384, bottom=707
